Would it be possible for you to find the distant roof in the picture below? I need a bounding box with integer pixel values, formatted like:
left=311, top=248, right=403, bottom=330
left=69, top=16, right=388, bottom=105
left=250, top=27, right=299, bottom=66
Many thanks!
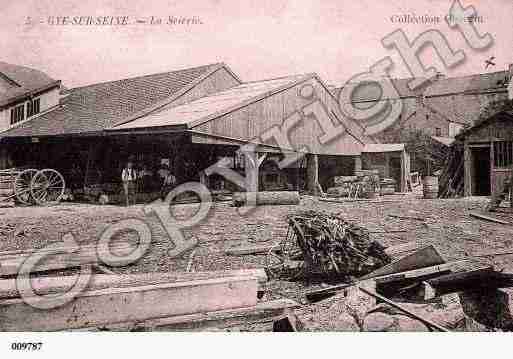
left=335, top=78, right=428, bottom=103
left=1, top=63, right=231, bottom=137
left=431, top=136, right=455, bottom=146
left=0, top=62, right=60, bottom=107
left=111, top=74, right=311, bottom=131
left=424, top=71, right=509, bottom=97
left=362, top=143, right=405, bottom=153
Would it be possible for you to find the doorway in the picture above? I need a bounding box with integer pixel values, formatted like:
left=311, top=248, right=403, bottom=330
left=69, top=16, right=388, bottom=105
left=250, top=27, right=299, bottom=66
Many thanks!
left=471, top=147, right=491, bottom=196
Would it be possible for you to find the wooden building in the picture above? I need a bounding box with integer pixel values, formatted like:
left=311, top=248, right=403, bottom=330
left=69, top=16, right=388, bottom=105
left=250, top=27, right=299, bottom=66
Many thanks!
left=0, top=63, right=383, bottom=200
left=456, top=110, right=513, bottom=197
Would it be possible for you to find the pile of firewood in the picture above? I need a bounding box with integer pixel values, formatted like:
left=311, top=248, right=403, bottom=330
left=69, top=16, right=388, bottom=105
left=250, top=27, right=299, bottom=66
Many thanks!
left=287, top=211, right=390, bottom=277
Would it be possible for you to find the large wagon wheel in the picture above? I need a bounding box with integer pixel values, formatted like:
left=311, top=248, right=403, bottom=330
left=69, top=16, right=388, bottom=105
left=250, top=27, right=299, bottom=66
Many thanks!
left=30, top=169, right=66, bottom=206
left=14, top=169, right=38, bottom=205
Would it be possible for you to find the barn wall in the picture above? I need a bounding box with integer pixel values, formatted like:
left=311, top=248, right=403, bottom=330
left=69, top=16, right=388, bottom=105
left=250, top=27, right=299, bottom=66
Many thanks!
left=191, top=77, right=367, bottom=156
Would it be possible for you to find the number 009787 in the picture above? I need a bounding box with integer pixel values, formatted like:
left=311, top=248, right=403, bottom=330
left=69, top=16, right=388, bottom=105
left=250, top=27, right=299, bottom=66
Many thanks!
left=11, top=342, right=43, bottom=351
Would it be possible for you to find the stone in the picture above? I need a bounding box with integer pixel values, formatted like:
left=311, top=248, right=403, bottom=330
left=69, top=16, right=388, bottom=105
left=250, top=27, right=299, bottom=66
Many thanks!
left=363, top=312, right=395, bottom=332
left=391, top=316, right=429, bottom=331
left=333, top=312, right=360, bottom=331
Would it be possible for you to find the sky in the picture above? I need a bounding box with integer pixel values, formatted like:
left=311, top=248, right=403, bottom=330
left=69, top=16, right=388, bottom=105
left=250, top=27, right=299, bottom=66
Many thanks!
left=2, top=0, right=512, bottom=88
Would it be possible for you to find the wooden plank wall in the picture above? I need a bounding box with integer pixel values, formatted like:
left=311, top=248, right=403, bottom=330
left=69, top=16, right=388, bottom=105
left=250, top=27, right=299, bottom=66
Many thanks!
left=192, top=77, right=367, bottom=156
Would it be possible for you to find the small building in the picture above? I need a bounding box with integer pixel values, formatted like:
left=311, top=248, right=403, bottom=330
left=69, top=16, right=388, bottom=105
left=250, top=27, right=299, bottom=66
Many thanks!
left=360, top=143, right=410, bottom=192
left=456, top=110, right=513, bottom=197
left=0, top=62, right=61, bottom=168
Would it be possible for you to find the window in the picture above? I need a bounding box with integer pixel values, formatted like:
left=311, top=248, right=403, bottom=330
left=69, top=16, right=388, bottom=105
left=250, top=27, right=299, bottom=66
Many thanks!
left=10, top=104, right=25, bottom=125
left=494, top=141, right=513, bottom=168
left=26, top=98, right=40, bottom=118
left=435, top=127, right=442, bottom=136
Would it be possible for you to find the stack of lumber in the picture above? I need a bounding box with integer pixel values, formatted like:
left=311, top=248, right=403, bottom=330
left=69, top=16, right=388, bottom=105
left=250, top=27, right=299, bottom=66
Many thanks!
left=287, top=210, right=390, bottom=277
left=0, top=269, right=300, bottom=331
left=327, top=171, right=380, bottom=199
left=0, top=171, right=15, bottom=208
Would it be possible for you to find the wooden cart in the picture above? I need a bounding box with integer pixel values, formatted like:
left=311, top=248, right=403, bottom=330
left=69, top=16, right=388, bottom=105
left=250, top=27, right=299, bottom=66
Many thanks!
left=0, top=168, right=66, bottom=206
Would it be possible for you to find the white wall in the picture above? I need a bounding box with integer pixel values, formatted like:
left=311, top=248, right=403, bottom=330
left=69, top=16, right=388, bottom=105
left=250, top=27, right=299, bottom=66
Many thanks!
left=449, top=122, right=464, bottom=137
left=0, top=87, right=60, bottom=133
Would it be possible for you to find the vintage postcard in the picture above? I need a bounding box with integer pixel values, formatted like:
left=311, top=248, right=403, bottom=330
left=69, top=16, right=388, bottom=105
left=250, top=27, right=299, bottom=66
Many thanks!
left=0, top=0, right=512, bottom=356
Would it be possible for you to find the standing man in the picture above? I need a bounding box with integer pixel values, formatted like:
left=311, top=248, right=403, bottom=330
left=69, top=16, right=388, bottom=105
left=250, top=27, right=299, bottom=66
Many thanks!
left=122, top=161, right=137, bottom=206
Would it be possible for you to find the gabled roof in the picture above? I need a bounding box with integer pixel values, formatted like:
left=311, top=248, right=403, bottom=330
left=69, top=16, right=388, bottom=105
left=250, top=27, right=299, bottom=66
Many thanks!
left=0, top=62, right=60, bottom=107
left=424, top=71, right=509, bottom=97
left=1, top=63, right=234, bottom=137
left=455, top=109, right=513, bottom=140
left=335, top=78, right=428, bottom=103
left=110, top=74, right=312, bottom=130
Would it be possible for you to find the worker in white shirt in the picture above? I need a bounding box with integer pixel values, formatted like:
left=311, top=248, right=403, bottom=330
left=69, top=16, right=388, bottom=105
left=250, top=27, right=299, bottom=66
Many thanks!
left=158, top=164, right=177, bottom=200
left=121, top=161, right=137, bottom=206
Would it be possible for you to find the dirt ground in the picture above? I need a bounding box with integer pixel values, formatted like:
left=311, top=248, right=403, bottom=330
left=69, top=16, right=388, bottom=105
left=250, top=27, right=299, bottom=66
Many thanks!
left=1, top=194, right=513, bottom=331
left=1, top=194, right=513, bottom=298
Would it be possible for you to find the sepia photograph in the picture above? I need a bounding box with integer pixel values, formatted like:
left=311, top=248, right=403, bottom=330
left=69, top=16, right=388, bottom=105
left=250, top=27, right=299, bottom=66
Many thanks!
left=0, top=0, right=512, bottom=356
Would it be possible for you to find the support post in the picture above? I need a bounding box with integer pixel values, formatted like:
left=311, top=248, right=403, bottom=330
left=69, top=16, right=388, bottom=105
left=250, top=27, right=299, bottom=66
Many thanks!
left=464, top=144, right=471, bottom=197
left=354, top=155, right=362, bottom=172
left=243, top=149, right=265, bottom=192
left=306, top=153, right=319, bottom=195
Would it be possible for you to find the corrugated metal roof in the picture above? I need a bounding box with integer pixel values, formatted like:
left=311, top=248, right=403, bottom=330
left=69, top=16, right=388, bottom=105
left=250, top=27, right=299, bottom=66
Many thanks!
left=363, top=143, right=405, bottom=153
left=424, top=71, right=508, bottom=97
left=1, top=63, right=227, bottom=137
left=111, top=74, right=310, bottom=130
left=0, top=62, right=60, bottom=107
left=335, top=78, right=428, bottom=103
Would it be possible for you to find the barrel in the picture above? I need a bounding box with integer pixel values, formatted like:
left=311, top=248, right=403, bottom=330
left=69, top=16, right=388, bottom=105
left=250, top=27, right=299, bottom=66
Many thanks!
left=423, top=176, right=439, bottom=199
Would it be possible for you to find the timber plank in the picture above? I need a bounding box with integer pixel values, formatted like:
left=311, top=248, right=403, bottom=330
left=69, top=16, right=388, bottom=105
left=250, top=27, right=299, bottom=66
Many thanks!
left=0, top=269, right=268, bottom=299
left=73, top=299, right=300, bottom=331
left=469, top=211, right=510, bottom=225
left=422, top=266, right=503, bottom=300
left=0, top=276, right=259, bottom=331
left=360, top=245, right=445, bottom=280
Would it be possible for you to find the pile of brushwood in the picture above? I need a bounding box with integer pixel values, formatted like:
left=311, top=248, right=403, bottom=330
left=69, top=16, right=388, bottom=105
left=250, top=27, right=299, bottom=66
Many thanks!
left=287, top=210, right=391, bottom=278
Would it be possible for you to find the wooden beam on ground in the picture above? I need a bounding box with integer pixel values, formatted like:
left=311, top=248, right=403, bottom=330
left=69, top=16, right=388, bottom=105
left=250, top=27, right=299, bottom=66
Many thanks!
left=74, top=299, right=300, bottom=331
left=0, top=276, right=259, bottom=331
left=469, top=211, right=510, bottom=225
left=305, top=283, right=352, bottom=303
left=225, top=244, right=280, bottom=256
left=0, top=269, right=268, bottom=299
left=232, top=191, right=300, bottom=207
left=387, top=214, right=425, bottom=221
left=472, top=248, right=513, bottom=257
left=358, top=286, right=450, bottom=332
left=360, top=245, right=445, bottom=280
left=422, top=267, right=506, bottom=300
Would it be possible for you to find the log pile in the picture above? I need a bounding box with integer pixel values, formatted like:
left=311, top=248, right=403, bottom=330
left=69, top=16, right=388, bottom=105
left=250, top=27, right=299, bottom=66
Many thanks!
left=287, top=210, right=391, bottom=277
